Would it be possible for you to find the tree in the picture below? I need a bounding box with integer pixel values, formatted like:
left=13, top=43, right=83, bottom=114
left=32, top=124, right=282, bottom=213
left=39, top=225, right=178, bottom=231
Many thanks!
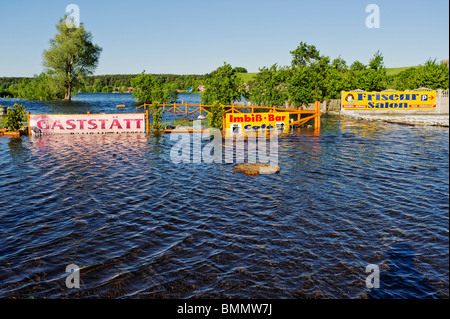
left=15, top=73, right=59, bottom=100
left=249, top=64, right=288, bottom=106
left=364, top=51, right=387, bottom=91
left=207, top=101, right=225, bottom=130
left=389, top=67, right=416, bottom=90
left=43, top=17, right=102, bottom=101
left=411, top=59, right=449, bottom=89
left=150, top=102, right=163, bottom=132
left=233, top=67, right=248, bottom=73
left=350, top=61, right=366, bottom=71
left=286, top=66, right=319, bottom=107
left=290, top=42, right=320, bottom=67
left=201, top=63, right=242, bottom=105
left=331, top=56, right=348, bottom=71
left=347, top=52, right=387, bottom=91
left=130, top=71, right=178, bottom=104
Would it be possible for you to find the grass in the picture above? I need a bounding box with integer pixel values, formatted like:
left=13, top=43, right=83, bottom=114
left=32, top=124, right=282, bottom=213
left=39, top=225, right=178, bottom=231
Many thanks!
left=236, top=72, right=258, bottom=83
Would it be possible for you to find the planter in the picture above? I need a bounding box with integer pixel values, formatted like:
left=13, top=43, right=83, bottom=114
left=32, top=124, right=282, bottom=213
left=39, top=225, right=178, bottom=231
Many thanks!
left=0, top=106, right=5, bottom=116
left=3, top=131, right=21, bottom=138
left=0, top=129, right=22, bottom=138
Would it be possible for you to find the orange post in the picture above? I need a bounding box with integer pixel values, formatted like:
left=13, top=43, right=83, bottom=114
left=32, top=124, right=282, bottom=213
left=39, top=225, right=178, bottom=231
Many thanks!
left=186, top=102, right=188, bottom=115
left=314, top=101, right=321, bottom=130
left=27, top=111, right=31, bottom=138
left=146, top=109, right=150, bottom=136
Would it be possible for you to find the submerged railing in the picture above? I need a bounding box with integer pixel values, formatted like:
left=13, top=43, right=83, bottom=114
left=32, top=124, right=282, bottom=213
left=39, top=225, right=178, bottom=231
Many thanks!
left=137, top=101, right=321, bottom=129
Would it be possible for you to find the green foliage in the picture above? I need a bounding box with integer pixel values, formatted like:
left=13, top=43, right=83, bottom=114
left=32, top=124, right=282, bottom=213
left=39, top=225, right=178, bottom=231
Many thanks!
left=201, top=63, right=242, bottom=105
left=43, top=17, right=102, bottom=100
left=350, top=61, right=366, bottom=71
left=290, top=42, right=320, bottom=67
left=387, top=67, right=417, bottom=90
left=150, top=101, right=163, bottom=131
left=285, top=66, right=320, bottom=106
left=411, top=59, right=449, bottom=90
left=248, top=64, right=288, bottom=106
left=207, top=100, right=224, bottom=130
left=4, top=104, right=26, bottom=131
left=233, top=67, right=248, bottom=73
left=15, top=73, right=63, bottom=100
left=131, top=71, right=178, bottom=104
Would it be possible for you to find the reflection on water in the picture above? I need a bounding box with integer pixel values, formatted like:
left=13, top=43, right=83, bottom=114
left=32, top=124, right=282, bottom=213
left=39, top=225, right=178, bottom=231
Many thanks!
left=0, top=114, right=448, bottom=299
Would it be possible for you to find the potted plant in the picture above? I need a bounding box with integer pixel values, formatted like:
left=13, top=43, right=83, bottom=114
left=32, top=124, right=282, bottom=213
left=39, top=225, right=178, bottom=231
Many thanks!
left=3, top=103, right=26, bottom=137
left=0, top=105, right=6, bottom=116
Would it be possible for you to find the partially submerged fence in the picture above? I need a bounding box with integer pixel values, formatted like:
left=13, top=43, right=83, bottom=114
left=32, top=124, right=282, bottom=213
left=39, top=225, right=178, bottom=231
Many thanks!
left=137, top=101, right=321, bottom=129
left=21, top=101, right=321, bottom=138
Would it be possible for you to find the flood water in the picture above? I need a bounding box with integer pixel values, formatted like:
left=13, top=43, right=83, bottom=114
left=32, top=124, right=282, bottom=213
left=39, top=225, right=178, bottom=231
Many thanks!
left=0, top=94, right=448, bottom=299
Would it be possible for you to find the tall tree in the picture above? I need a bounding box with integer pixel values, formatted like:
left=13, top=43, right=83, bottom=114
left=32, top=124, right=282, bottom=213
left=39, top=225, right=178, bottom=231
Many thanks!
left=130, top=71, right=178, bottom=103
left=43, top=17, right=102, bottom=101
left=286, top=66, right=320, bottom=107
left=290, top=42, right=320, bottom=67
left=249, top=64, right=288, bottom=106
left=412, top=59, right=449, bottom=90
left=201, top=63, right=242, bottom=105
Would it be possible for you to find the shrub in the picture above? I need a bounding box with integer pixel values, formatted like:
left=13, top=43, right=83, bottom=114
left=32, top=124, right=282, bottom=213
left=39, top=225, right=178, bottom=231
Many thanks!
left=207, top=100, right=224, bottom=130
left=4, top=104, right=26, bottom=131
left=150, top=101, right=163, bottom=132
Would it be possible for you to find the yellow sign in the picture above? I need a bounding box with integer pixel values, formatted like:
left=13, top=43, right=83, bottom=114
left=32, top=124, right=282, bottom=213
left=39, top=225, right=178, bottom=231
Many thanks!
left=342, top=91, right=437, bottom=109
left=224, top=112, right=290, bottom=136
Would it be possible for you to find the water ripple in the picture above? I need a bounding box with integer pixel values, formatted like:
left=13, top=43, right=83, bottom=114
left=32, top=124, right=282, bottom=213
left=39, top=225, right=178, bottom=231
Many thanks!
left=0, top=115, right=448, bottom=299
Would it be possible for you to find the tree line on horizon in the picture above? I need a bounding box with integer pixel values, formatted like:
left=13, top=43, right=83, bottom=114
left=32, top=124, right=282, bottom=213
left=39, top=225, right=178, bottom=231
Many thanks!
left=1, top=52, right=448, bottom=105
left=0, top=16, right=448, bottom=105
left=197, top=42, right=449, bottom=107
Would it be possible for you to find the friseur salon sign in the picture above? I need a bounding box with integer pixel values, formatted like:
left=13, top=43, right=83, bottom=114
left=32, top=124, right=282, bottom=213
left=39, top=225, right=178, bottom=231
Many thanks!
left=342, top=91, right=436, bottom=110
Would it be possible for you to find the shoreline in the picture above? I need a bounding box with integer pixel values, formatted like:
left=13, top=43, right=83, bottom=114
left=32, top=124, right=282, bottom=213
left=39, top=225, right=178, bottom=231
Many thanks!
left=337, top=110, right=450, bottom=127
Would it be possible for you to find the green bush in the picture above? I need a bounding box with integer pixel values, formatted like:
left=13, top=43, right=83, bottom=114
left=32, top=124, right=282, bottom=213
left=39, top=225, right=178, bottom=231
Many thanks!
left=4, top=103, right=26, bottom=131
left=207, top=100, right=224, bottom=130
left=150, top=101, right=163, bottom=132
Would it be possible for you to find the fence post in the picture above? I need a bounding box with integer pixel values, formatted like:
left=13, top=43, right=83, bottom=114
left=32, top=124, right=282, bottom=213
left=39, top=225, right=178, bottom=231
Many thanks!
left=146, top=109, right=150, bottom=136
left=314, top=101, right=321, bottom=130
left=186, top=102, right=188, bottom=115
left=437, top=89, right=442, bottom=114
left=27, top=111, right=31, bottom=138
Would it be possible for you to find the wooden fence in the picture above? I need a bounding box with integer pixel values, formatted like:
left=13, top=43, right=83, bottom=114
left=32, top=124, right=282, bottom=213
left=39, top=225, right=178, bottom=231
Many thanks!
left=137, top=101, right=321, bottom=129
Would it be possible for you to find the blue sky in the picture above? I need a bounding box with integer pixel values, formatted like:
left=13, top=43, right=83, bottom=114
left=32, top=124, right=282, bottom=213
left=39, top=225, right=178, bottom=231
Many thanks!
left=0, top=0, right=448, bottom=76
